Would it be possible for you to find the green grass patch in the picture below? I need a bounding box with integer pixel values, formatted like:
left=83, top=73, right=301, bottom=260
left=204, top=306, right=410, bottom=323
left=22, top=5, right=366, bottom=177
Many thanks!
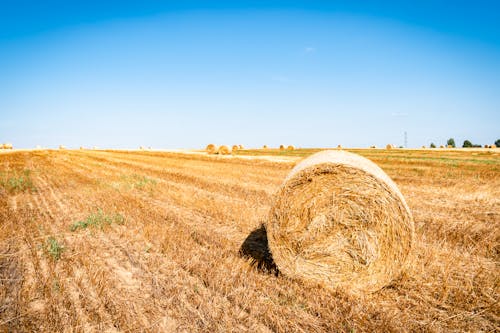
left=0, top=169, right=36, bottom=193
left=45, top=236, right=64, bottom=261
left=118, top=174, right=157, bottom=190
left=70, top=209, right=125, bottom=232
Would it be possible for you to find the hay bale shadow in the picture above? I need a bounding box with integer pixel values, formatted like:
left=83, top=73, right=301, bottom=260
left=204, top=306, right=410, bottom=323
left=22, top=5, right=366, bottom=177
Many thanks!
left=239, top=224, right=279, bottom=276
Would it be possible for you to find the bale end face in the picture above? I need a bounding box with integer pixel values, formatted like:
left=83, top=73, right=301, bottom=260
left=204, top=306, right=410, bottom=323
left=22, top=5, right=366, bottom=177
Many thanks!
left=206, top=144, right=217, bottom=154
left=267, top=150, right=414, bottom=293
left=218, top=145, right=231, bottom=155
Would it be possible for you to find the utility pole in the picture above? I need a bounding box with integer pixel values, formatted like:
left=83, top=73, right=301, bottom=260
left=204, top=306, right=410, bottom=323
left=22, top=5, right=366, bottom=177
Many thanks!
left=404, top=131, right=408, bottom=148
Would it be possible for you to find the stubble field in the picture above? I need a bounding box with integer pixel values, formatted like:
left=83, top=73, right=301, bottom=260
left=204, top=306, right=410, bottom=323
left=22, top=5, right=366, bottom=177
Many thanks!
left=0, top=148, right=498, bottom=332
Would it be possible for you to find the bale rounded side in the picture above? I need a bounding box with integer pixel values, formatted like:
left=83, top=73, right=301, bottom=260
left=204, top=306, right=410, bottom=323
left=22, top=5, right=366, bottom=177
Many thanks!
left=267, top=150, right=414, bottom=293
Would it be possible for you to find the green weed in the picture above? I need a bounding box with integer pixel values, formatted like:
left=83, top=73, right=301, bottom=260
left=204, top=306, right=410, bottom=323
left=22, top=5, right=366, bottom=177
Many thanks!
left=70, top=209, right=125, bottom=231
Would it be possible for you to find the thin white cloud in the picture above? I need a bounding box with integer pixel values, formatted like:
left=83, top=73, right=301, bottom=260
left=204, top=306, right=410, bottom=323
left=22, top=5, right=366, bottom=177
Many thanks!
left=271, top=75, right=292, bottom=83
left=391, top=112, right=409, bottom=117
left=304, top=47, right=316, bottom=53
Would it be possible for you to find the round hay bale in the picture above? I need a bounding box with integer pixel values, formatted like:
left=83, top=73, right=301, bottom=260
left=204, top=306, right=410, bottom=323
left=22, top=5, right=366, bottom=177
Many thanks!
left=370, top=145, right=376, bottom=149
left=3, top=143, right=13, bottom=149
left=287, top=145, right=295, bottom=151
left=59, top=145, right=66, bottom=150
left=263, top=145, right=268, bottom=149
left=385, top=144, right=394, bottom=149
left=337, top=144, right=342, bottom=149
left=218, top=145, right=230, bottom=155
left=421, top=145, right=426, bottom=149
left=267, top=150, right=414, bottom=293
left=206, top=144, right=217, bottom=154
left=279, top=145, right=285, bottom=151
left=239, top=145, right=244, bottom=150
left=447, top=145, right=453, bottom=148
left=491, top=144, right=497, bottom=148
left=0, top=144, right=5, bottom=149
left=232, top=145, right=240, bottom=152
left=439, top=145, right=445, bottom=148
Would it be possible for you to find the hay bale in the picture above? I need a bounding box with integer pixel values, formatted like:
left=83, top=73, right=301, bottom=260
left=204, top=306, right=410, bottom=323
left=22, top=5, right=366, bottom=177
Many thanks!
left=370, top=145, right=376, bottom=149
left=386, top=144, right=394, bottom=149
left=491, top=144, right=497, bottom=148
left=439, top=145, right=445, bottom=148
left=206, top=144, right=217, bottom=154
left=279, top=145, right=285, bottom=151
left=263, top=145, right=268, bottom=149
left=218, top=145, right=230, bottom=155
left=447, top=145, right=453, bottom=148
left=337, top=145, right=342, bottom=149
left=267, top=150, right=414, bottom=293
left=287, top=145, right=295, bottom=151
left=3, top=143, right=13, bottom=149
left=232, top=145, right=240, bottom=152
left=59, top=145, right=66, bottom=150
left=239, top=145, right=244, bottom=150
left=421, top=145, right=426, bottom=149
left=79, top=146, right=84, bottom=150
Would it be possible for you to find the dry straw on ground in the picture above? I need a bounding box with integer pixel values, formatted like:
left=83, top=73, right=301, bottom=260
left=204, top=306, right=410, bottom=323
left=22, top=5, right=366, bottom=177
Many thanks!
left=267, top=150, right=414, bottom=293
left=206, top=144, right=217, bottom=154
left=218, top=145, right=231, bottom=155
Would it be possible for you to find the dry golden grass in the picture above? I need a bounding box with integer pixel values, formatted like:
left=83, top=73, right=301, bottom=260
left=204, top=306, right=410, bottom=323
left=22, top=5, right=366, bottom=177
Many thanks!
left=0, top=148, right=498, bottom=332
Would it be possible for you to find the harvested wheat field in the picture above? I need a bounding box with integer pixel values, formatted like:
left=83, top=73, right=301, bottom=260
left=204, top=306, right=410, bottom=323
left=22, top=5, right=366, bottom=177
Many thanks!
left=0, top=148, right=499, bottom=332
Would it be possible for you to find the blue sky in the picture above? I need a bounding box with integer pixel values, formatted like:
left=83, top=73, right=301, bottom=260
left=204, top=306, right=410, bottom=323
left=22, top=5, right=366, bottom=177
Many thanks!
left=1, top=1, right=499, bottom=149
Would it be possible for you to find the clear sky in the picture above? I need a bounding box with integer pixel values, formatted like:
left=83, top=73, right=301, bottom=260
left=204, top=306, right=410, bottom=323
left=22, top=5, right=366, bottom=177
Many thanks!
left=1, top=1, right=499, bottom=149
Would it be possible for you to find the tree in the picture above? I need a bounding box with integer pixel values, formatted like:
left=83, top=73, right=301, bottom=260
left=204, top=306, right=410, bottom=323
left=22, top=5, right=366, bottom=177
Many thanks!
left=447, top=138, right=456, bottom=148
left=495, top=139, right=500, bottom=147
left=463, top=140, right=472, bottom=148
left=430, top=143, right=436, bottom=148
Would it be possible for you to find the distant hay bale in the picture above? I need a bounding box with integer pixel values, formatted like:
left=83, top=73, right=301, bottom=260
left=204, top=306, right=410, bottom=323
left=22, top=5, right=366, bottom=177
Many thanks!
left=79, top=146, right=84, bottom=150
left=232, top=145, right=240, bottom=152
left=337, top=145, right=342, bottom=149
left=267, top=150, right=414, bottom=293
left=440, top=145, right=445, bottom=148
left=370, top=145, right=376, bottom=149
left=491, top=144, right=497, bottom=148
left=287, top=145, right=295, bottom=151
left=447, top=145, right=453, bottom=148
left=421, top=145, right=426, bottom=149
left=386, top=144, right=394, bottom=149
left=206, top=144, right=217, bottom=154
left=218, top=145, right=230, bottom=155
left=239, top=145, right=244, bottom=150
left=279, top=145, right=285, bottom=151
left=139, top=146, right=145, bottom=150
left=59, top=145, right=66, bottom=150
left=263, top=145, right=268, bottom=149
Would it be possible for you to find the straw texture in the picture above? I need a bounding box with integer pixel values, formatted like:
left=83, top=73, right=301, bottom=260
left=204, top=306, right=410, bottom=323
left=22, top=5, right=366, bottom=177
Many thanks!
left=267, top=150, right=414, bottom=293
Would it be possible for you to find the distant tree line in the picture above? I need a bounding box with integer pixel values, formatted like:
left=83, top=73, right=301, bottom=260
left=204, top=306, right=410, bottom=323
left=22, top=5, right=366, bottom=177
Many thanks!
left=428, top=138, right=499, bottom=148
